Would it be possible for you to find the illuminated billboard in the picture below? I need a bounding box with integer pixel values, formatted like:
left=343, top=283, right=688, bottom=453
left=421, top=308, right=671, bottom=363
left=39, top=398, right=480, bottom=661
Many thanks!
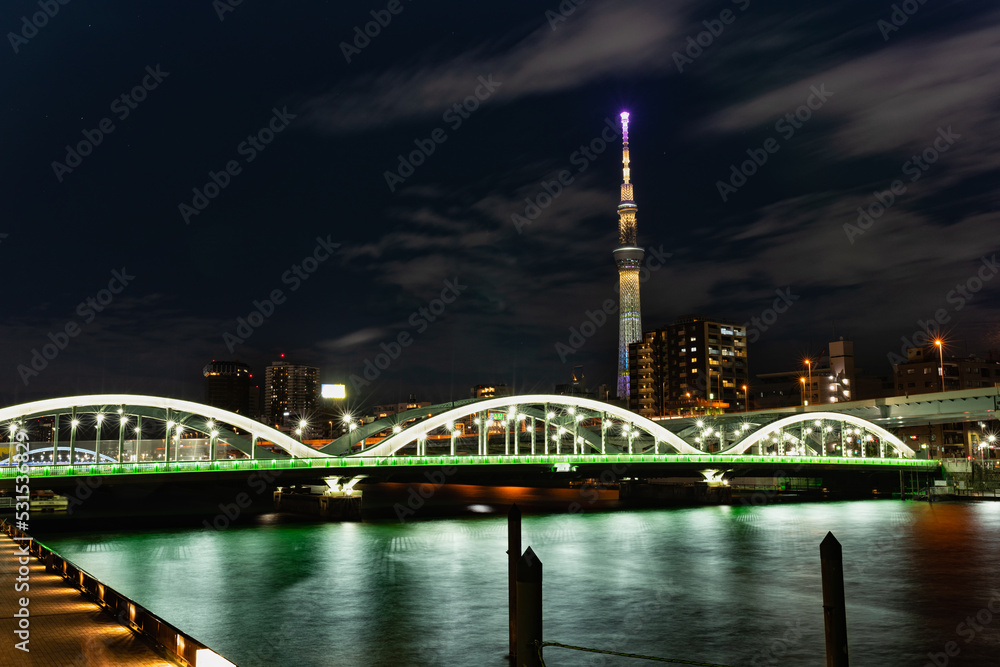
left=321, top=384, right=346, bottom=399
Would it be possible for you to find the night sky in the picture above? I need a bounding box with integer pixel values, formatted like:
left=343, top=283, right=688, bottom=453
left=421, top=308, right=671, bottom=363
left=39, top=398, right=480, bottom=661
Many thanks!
left=3, top=0, right=999, bottom=408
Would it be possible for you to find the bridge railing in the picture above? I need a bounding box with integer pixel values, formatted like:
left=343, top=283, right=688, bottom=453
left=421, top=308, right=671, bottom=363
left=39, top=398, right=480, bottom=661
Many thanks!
left=0, top=453, right=939, bottom=479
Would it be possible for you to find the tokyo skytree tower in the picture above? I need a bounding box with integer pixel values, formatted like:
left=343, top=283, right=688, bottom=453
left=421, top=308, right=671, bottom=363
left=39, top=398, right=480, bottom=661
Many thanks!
left=614, top=111, right=643, bottom=399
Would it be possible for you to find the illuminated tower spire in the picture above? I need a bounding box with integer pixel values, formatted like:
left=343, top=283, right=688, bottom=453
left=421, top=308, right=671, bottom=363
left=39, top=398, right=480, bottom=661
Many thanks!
left=614, top=111, right=643, bottom=399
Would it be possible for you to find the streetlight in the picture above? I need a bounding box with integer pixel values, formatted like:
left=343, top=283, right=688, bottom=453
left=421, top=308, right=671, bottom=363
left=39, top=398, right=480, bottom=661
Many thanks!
left=800, top=378, right=807, bottom=406
left=742, top=385, right=749, bottom=413
left=934, top=340, right=945, bottom=392
left=805, top=359, right=812, bottom=404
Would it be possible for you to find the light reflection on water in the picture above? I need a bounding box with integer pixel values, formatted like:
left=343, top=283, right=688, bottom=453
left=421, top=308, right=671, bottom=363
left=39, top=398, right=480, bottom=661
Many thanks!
left=35, top=500, right=1000, bottom=666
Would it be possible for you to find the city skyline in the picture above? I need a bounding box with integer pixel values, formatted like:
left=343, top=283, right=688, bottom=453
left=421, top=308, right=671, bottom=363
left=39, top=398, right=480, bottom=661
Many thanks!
left=2, top=0, right=999, bottom=407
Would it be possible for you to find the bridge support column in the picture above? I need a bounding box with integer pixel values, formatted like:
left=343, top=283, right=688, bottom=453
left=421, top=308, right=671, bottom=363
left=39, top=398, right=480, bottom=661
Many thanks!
left=573, top=418, right=579, bottom=456
left=839, top=423, right=846, bottom=458
left=136, top=416, right=142, bottom=463
left=68, top=407, right=76, bottom=465
left=479, top=415, right=485, bottom=456
left=164, top=410, right=171, bottom=463
left=513, top=416, right=520, bottom=456
left=543, top=407, right=550, bottom=456
left=450, top=428, right=456, bottom=456
left=117, top=413, right=126, bottom=464
left=505, top=418, right=510, bottom=456
left=251, top=434, right=258, bottom=460
left=601, top=415, right=607, bottom=455
left=530, top=417, right=536, bottom=456
left=628, top=425, right=634, bottom=455
left=52, top=413, right=59, bottom=464
left=95, top=417, right=103, bottom=463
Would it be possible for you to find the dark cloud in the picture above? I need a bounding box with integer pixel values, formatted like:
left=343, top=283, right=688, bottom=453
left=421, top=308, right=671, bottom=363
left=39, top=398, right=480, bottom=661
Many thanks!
left=2, top=0, right=999, bottom=407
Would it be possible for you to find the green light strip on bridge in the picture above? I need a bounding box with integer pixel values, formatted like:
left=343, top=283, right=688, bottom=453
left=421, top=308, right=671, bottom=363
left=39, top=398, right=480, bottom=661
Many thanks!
left=0, top=454, right=939, bottom=479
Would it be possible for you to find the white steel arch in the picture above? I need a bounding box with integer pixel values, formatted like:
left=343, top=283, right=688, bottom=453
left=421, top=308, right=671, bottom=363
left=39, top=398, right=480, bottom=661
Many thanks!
left=351, top=394, right=703, bottom=457
left=718, top=411, right=915, bottom=458
left=0, top=394, right=327, bottom=459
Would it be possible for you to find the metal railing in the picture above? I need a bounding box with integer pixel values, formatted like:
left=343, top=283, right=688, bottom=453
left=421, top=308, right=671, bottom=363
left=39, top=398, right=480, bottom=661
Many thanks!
left=0, top=452, right=940, bottom=479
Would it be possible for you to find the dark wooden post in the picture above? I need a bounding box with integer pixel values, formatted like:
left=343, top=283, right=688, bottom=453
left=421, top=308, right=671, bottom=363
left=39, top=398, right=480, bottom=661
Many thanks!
left=821, top=532, right=849, bottom=667
left=508, top=504, right=521, bottom=662
left=516, top=547, right=542, bottom=667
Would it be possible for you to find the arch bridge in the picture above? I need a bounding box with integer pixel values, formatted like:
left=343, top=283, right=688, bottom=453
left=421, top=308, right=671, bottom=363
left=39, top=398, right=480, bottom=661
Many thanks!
left=0, top=394, right=927, bottom=484
left=0, top=394, right=321, bottom=468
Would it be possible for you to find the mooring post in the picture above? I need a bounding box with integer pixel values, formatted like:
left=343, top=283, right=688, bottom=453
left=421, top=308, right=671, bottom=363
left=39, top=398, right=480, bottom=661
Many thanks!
left=516, top=547, right=542, bottom=667
left=508, top=504, right=521, bottom=662
left=820, top=532, right=849, bottom=667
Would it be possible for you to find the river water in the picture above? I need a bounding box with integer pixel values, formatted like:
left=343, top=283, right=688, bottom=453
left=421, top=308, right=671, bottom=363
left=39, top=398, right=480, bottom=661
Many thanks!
left=33, top=500, right=1000, bottom=666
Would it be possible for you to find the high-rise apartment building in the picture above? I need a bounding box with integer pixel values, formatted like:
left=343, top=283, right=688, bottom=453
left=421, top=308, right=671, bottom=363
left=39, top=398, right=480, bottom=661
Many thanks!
left=264, top=358, right=319, bottom=430
left=629, top=315, right=749, bottom=418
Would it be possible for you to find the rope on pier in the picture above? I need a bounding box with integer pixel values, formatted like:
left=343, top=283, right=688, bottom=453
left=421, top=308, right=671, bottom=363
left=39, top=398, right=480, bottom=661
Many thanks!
left=537, top=640, right=730, bottom=666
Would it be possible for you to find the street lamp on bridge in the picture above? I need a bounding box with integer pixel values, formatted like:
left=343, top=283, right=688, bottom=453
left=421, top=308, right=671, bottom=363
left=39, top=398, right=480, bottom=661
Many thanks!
left=805, top=358, right=812, bottom=405
left=935, top=339, right=945, bottom=392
